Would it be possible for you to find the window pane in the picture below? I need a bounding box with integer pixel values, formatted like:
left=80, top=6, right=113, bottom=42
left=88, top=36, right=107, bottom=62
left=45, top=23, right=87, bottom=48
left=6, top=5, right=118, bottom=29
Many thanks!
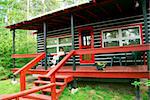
left=103, top=30, right=119, bottom=39
left=47, top=47, right=57, bottom=53
left=47, top=38, right=57, bottom=45
left=82, top=54, right=92, bottom=61
left=104, top=41, right=119, bottom=47
left=81, top=30, right=91, bottom=46
left=122, top=39, right=140, bottom=46
left=59, top=37, right=71, bottom=44
left=122, top=27, right=139, bottom=38
left=59, top=46, right=72, bottom=52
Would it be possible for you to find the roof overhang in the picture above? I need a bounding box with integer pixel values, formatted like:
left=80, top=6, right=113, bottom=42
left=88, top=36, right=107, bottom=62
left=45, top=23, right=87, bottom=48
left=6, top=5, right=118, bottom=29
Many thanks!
left=5, top=0, right=149, bottom=32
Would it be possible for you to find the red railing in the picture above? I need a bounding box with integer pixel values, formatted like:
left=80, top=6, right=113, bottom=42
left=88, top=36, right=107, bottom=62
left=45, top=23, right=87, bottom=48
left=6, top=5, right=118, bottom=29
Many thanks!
left=46, top=50, right=75, bottom=77
left=1, top=44, right=149, bottom=100
left=75, top=44, right=150, bottom=55
left=13, top=52, right=46, bottom=91
left=0, top=83, right=55, bottom=100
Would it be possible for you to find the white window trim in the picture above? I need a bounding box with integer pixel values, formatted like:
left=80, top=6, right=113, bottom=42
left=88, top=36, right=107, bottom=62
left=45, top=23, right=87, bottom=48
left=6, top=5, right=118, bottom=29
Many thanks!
left=47, top=36, right=72, bottom=53
left=101, top=25, right=142, bottom=48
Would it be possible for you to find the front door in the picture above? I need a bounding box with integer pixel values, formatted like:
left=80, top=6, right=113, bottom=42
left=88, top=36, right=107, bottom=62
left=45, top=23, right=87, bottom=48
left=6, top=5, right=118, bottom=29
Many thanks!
left=78, top=26, right=95, bottom=64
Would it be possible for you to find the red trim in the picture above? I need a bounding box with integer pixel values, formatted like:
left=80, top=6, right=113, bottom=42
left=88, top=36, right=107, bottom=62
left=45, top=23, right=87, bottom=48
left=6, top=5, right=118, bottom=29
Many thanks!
left=139, top=24, right=146, bottom=64
left=139, top=24, right=144, bottom=44
left=101, top=23, right=143, bottom=31
left=78, top=26, right=95, bottom=64
left=100, top=23, right=144, bottom=46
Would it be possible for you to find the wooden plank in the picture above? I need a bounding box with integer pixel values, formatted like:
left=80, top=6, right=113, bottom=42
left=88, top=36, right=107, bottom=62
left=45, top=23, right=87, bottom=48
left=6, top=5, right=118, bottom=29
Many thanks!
left=12, top=54, right=40, bottom=58
left=58, top=72, right=150, bottom=78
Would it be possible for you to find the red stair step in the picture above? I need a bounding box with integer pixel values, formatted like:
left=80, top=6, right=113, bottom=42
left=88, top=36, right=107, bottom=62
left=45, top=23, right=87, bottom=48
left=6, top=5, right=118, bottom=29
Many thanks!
left=23, top=93, right=51, bottom=100
left=34, top=80, right=66, bottom=86
left=56, top=75, right=73, bottom=79
left=42, top=88, right=62, bottom=94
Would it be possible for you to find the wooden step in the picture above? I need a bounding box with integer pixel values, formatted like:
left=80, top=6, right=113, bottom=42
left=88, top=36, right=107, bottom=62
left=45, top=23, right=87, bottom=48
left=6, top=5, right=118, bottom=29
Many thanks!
left=56, top=75, right=73, bottom=83
left=38, top=75, right=73, bottom=83
left=42, top=88, right=62, bottom=94
left=34, top=80, right=66, bottom=86
left=23, top=93, right=51, bottom=100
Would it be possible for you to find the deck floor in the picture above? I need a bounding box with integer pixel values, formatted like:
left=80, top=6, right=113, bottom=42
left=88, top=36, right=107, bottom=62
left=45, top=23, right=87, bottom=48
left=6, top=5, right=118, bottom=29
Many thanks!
left=12, top=65, right=149, bottom=78
left=58, top=65, right=148, bottom=72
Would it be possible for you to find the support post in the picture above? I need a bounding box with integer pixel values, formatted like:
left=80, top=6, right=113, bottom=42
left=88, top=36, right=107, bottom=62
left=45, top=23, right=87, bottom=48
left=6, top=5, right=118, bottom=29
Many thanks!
left=20, top=71, right=26, bottom=91
left=141, top=0, right=150, bottom=98
left=71, top=14, right=77, bottom=88
left=43, top=22, right=47, bottom=70
left=12, top=29, right=16, bottom=68
left=140, top=0, right=150, bottom=99
left=71, top=14, right=76, bottom=71
left=51, top=73, right=56, bottom=100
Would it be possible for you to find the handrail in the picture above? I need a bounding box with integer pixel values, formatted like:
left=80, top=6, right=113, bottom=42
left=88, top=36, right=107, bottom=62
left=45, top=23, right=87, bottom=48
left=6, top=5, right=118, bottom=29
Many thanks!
left=14, top=52, right=46, bottom=75
left=75, top=44, right=150, bottom=55
left=0, top=83, right=55, bottom=100
left=12, top=54, right=40, bottom=58
left=45, top=44, right=150, bottom=77
left=46, top=50, right=75, bottom=77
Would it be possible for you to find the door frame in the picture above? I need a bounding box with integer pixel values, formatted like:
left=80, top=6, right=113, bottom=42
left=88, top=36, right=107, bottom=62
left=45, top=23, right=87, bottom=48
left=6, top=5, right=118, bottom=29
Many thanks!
left=78, top=26, right=95, bottom=64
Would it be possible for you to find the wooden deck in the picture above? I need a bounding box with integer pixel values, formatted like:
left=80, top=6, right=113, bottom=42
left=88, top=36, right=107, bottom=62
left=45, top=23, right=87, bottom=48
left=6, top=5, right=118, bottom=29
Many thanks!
left=59, top=65, right=148, bottom=72
left=12, top=65, right=149, bottom=79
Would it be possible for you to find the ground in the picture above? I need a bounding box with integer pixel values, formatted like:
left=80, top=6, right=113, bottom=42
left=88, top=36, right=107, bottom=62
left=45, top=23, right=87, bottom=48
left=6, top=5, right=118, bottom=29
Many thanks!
left=0, top=76, right=148, bottom=100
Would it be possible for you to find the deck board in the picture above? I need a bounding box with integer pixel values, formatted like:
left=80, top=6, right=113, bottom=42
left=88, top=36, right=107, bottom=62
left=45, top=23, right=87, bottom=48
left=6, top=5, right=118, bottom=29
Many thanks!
left=12, top=65, right=149, bottom=78
left=59, top=65, right=148, bottom=72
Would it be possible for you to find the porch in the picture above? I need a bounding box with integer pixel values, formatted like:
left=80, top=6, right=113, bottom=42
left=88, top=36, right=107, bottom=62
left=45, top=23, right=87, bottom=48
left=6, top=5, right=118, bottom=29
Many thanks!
left=12, top=65, right=149, bottom=79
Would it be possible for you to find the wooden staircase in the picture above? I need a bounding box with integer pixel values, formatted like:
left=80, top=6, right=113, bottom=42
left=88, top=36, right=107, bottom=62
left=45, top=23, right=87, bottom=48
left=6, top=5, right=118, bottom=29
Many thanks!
left=0, top=74, right=73, bottom=100
left=0, top=51, right=75, bottom=100
left=33, top=74, right=73, bottom=98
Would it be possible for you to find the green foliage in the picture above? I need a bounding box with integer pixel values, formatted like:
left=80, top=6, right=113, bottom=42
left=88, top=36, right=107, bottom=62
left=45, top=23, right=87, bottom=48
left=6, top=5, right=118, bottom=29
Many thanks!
left=0, top=0, right=37, bottom=70
left=0, top=66, right=13, bottom=80
left=131, top=81, right=142, bottom=87
left=144, top=80, right=150, bottom=86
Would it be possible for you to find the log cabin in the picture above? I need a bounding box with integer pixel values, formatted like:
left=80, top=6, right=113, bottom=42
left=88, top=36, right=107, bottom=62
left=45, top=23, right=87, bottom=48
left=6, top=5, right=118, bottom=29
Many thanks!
left=1, top=0, right=150, bottom=99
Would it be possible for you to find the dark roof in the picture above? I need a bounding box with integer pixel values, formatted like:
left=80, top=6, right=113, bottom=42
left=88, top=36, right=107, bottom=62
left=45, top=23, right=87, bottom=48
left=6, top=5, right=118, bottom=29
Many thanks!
left=6, top=0, right=145, bottom=32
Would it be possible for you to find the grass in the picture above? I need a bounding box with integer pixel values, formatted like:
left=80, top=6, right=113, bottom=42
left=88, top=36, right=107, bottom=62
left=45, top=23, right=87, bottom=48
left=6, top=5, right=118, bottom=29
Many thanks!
left=60, top=82, right=135, bottom=100
left=0, top=79, right=20, bottom=94
left=0, top=78, right=148, bottom=100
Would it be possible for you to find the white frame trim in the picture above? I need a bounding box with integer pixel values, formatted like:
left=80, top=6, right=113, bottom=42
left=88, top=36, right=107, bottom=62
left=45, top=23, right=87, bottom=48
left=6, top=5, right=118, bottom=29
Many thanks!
left=101, top=25, right=142, bottom=48
left=47, top=35, right=72, bottom=53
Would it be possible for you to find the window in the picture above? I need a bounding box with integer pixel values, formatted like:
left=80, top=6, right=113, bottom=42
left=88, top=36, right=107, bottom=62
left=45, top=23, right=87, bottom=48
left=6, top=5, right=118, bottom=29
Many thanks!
left=47, top=36, right=72, bottom=53
left=102, top=25, right=142, bottom=47
left=81, top=30, right=91, bottom=46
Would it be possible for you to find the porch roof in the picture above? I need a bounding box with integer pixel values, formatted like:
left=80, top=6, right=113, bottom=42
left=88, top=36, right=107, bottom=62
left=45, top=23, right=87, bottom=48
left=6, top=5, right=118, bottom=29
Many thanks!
left=5, top=0, right=148, bottom=32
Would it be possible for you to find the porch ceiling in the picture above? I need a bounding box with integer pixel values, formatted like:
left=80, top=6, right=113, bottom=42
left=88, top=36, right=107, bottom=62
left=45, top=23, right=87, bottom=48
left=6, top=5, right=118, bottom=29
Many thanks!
left=5, top=0, right=148, bottom=32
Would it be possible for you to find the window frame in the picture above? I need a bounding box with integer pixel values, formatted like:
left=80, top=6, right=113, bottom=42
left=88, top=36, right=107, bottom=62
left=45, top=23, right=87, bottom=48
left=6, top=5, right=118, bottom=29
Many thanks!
left=47, top=35, right=72, bottom=54
left=101, top=24, right=143, bottom=48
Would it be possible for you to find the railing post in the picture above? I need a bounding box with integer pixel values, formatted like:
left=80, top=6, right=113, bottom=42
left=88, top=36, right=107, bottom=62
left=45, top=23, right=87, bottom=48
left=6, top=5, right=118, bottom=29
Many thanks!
left=12, top=29, right=16, bottom=68
left=51, top=73, right=56, bottom=100
left=20, top=71, right=26, bottom=91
